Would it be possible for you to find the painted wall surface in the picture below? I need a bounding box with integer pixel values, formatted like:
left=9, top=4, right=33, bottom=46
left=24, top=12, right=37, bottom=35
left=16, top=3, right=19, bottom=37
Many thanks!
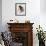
left=40, top=0, right=46, bottom=31
left=2, top=0, right=46, bottom=46
left=0, top=0, right=2, bottom=32
left=40, top=0, right=46, bottom=13
left=2, top=0, right=40, bottom=31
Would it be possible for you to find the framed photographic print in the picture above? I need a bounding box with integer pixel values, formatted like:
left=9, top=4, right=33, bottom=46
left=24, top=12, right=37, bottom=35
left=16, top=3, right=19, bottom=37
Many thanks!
left=15, top=3, right=26, bottom=16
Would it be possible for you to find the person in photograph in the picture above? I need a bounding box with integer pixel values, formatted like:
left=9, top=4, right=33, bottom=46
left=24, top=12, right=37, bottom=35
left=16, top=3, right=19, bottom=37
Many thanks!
left=17, top=5, right=25, bottom=15
left=18, top=5, right=24, bottom=13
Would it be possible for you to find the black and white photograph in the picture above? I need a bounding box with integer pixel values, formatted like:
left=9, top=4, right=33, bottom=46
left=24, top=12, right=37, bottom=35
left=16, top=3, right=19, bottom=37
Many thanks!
left=15, top=3, right=26, bottom=16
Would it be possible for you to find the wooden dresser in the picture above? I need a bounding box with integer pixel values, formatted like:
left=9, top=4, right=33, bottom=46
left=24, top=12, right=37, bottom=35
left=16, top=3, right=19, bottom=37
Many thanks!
left=7, top=23, right=34, bottom=46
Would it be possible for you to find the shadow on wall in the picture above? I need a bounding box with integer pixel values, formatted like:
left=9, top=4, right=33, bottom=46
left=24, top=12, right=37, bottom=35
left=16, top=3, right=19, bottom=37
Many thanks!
left=40, top=0, right=46, bottom=13
left=0, top=0, right=2, bottom=32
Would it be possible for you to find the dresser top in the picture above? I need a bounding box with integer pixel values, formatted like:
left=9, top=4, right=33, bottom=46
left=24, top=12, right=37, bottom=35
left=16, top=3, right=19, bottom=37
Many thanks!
left=7, top=23, right=34, bottom=25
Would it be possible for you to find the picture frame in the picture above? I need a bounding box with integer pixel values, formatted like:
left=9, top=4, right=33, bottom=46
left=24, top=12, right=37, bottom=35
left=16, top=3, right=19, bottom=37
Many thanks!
left=15, top=3, right=26, bottom=16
